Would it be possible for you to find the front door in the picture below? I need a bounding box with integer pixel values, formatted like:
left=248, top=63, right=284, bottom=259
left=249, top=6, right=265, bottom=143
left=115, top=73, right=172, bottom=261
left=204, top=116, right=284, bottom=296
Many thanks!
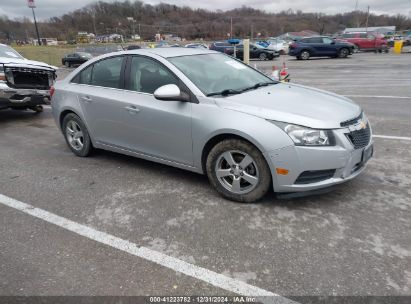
left=118, top=55, right=193, bottom=166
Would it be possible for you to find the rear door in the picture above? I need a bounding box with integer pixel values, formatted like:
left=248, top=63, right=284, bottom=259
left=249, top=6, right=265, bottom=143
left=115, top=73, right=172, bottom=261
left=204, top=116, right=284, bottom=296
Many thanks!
left=72, top=55, right=128, bottom=147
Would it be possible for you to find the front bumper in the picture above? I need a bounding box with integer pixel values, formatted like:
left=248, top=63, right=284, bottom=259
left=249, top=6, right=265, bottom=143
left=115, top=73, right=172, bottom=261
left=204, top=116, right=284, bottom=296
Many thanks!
left=264, top=127, right=373, bottom=193
left=0, top=82, right=50, bottom=109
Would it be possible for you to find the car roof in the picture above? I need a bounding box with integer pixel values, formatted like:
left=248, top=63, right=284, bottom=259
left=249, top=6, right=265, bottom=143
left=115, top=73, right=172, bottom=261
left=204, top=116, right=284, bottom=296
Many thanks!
left=122, top=47, right=217, bottom=58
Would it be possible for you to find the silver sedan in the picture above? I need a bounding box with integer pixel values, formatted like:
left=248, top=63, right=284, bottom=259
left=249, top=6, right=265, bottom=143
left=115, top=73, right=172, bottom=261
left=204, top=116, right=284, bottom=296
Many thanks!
left=51, top=48, right=373, bottom=202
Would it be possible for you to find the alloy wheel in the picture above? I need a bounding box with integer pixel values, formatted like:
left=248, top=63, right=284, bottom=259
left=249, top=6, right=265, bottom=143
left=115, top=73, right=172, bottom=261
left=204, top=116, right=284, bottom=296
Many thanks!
left=301, top=51, right=310, bottom=60
left=215, top=150, right=259, bottom=194
left=65, top=120, right=84, bottom=151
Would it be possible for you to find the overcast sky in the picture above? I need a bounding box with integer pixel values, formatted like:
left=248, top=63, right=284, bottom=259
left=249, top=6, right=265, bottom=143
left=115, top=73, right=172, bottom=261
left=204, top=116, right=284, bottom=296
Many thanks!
left=0, top=0, right=410, bottom=20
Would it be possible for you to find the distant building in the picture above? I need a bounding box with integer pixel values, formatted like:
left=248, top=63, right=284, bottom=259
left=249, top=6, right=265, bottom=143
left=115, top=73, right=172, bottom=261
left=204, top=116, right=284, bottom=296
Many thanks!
left=277, top=30, right=319, bottom=41
left=343, top=26, right=396, bottom=34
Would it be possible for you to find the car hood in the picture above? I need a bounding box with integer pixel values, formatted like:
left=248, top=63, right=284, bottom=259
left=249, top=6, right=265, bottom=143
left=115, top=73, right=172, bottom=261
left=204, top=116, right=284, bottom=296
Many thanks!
left=0, top=57, right=57, bottom=71
left=214, top=83, right=361, bottom=129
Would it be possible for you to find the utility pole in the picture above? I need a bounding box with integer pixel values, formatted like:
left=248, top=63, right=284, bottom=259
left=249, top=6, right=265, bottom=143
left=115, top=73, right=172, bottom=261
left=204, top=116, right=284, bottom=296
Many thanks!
left=365, top=5, right=370, bottom=32
left=251, top=23, right=253, bottom=41
left=230, top=17, right=233, bottom=38
left=355, top=0, right=360, bottom=28
left=91, top=11, right=97, bottom=35
left=27, top=0, right=41, bottom=45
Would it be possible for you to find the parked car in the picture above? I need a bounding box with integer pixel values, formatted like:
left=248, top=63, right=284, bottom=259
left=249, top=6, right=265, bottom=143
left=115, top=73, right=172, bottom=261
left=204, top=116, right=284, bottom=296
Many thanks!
left=226, top=43, right=279, bottom=60
left=62, top=52, right=93, bottom=67
left=338, top=32, right=389, bottom=52
left=51, top=48, right=373, bottom=202
left=0, top=44, right=56, bottom=112
left=289, top=36, right=355, bottom=60
left=185, top=43, right=209, bottom=49
left=209, top=41, right=233, bottom=53
left=126, top=45, right=141, bottom=50
left=266, top=38, right=290, bottom=54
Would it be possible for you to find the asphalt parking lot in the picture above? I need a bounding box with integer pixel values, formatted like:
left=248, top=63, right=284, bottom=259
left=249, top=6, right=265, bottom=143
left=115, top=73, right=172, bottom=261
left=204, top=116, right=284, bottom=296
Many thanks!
left=0, top=52, right=410, bottom=301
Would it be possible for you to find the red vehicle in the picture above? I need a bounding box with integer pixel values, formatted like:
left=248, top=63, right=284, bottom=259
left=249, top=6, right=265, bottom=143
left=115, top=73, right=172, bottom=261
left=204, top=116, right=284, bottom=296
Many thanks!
left=338, top=32, right=389, bottom=53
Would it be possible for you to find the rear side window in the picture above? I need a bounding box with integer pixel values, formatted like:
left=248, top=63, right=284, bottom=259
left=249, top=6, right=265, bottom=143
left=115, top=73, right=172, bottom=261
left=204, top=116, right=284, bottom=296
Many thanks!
left=128, top=56, right=178, bottom=94
left=72, top=64, right=93, bottom=85
left=306, top=37, right=322, bottom=43
left=359, top=33, right=367, bottom=38
left=90, top=56, right=123, bottom=89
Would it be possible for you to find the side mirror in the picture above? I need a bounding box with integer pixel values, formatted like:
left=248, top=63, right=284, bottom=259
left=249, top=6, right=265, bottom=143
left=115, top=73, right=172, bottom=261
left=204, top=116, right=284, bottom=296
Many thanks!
left=154, top=84, right=190, bottom=102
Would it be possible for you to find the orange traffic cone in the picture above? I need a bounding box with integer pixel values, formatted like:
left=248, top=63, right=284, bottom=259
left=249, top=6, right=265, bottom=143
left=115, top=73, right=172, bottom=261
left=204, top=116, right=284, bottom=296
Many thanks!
left=279, top=62, right=290, bottom=82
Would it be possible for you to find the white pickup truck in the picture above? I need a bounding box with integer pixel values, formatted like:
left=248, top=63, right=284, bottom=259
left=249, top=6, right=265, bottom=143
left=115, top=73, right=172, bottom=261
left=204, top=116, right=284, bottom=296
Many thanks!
left=0, top=44, right=56, bottom=112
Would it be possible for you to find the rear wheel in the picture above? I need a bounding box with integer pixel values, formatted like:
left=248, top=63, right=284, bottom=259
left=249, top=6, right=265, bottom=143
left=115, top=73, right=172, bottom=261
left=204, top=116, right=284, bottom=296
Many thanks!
left=300, top=50, right=310, bottom=60
left=62, top=113, right=93, bottom=157
left=338, top=48, right=349, bottom=58
left=259, top=53, right=267, bottom=60
left=65, top=61, right=71, bottom=68
left=206, top=139, right=271, bottom=203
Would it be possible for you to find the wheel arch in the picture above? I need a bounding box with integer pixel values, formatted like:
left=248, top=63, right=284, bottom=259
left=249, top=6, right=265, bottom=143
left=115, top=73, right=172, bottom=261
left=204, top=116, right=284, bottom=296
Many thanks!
left=59, top=109, right=80, bottom=129
left=200, top=132, right=266, bottom=174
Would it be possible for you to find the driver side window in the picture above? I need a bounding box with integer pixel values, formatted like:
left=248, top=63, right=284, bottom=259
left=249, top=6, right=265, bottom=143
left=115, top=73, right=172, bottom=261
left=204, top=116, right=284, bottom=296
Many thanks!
left=128, top=56, right=179, bottom=94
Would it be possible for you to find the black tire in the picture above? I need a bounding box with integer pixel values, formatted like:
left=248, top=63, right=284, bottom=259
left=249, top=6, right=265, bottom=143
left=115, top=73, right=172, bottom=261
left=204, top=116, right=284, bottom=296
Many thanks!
left=62, top=113, right=93, bottom=157
left=259, top=53, right=267, bottom=60
left=31, top=105, right=43, bottom=113
left=206, top=139, right=271, bottom=203
left=338, top=48, right=349, bottom=58
left=65, top=61, right=71, bottom=68
left=300, top=50, right=310, bottom=60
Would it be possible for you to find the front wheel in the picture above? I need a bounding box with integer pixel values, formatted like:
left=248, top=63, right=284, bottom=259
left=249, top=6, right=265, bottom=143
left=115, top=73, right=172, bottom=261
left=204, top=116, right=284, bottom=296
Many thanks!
left=259, top=53, right=267, bottom=60
left=65, top=61, right=71, bottom=68
left=62, top=113, right=93, bottom=157
left=206, top=139, right=271, bottom=203
left=338, top=48, right=349, bottom=58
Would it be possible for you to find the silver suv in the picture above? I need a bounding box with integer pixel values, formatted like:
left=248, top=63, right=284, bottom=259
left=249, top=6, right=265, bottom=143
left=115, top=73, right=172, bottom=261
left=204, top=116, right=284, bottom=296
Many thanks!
left=0, top=44, right=56, bottom=112
left=51, top=48, right=373, bottom=202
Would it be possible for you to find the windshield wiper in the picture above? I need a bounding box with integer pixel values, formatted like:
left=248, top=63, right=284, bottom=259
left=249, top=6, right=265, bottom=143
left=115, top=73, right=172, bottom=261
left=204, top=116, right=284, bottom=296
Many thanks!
left=206, top=89, right=242, bottom=97
left=240, top=81, right=277, bottom=93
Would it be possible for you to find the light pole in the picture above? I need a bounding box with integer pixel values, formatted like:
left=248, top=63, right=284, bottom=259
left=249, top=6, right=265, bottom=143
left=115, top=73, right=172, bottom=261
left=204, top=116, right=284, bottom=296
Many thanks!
left=27, top=0, right=41, bottom=45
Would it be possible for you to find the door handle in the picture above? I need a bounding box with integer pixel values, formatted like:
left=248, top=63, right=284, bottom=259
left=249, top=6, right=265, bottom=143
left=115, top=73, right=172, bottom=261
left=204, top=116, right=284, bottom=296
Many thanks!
left=80, top=96, right=92, bottom=103
left=125, top=106, right=140, bottom=114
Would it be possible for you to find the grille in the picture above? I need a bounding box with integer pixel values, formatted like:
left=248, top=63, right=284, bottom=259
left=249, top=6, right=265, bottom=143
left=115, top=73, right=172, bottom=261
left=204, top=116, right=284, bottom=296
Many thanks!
left=5, top=67, right=53, bottom=90
left=346, top=124, right=371, bottom=149
left=295, top=169, right=336, bottom=184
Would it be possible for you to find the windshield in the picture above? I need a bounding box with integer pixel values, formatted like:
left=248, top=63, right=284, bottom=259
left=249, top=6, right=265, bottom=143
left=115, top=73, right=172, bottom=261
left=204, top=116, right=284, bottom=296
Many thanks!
left=168, top=53, right=275, bottom=96
left=252, top=44, right=264, bottom=49
left=77, top=52, right=93, bottom=58
left=0, top=45, right=24, bottom=59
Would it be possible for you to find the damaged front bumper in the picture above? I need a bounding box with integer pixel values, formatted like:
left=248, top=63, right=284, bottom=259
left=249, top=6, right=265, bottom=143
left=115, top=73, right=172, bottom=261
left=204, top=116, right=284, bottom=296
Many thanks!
left=0, top=82, right=51, bottom=109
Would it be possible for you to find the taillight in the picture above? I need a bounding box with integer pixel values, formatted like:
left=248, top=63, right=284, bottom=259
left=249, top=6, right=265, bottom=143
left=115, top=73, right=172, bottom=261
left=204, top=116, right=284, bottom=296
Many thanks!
left=50, top=86, right=55, bottom=98
left=0, top=65, right=5, bottom=81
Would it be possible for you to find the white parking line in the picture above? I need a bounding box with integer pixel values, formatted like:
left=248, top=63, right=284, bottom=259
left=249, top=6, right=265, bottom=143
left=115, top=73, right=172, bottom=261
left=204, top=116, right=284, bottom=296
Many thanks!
left=343, top=95, right=411, bottom=99
left=374, top=135, right=411, bottom=141
left=0, top=193, right=296, bottom=303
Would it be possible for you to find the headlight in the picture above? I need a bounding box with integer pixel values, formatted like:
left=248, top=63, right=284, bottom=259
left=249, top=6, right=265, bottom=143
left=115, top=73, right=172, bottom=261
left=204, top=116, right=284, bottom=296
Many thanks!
left=270, top=121, right=335, bottom=146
